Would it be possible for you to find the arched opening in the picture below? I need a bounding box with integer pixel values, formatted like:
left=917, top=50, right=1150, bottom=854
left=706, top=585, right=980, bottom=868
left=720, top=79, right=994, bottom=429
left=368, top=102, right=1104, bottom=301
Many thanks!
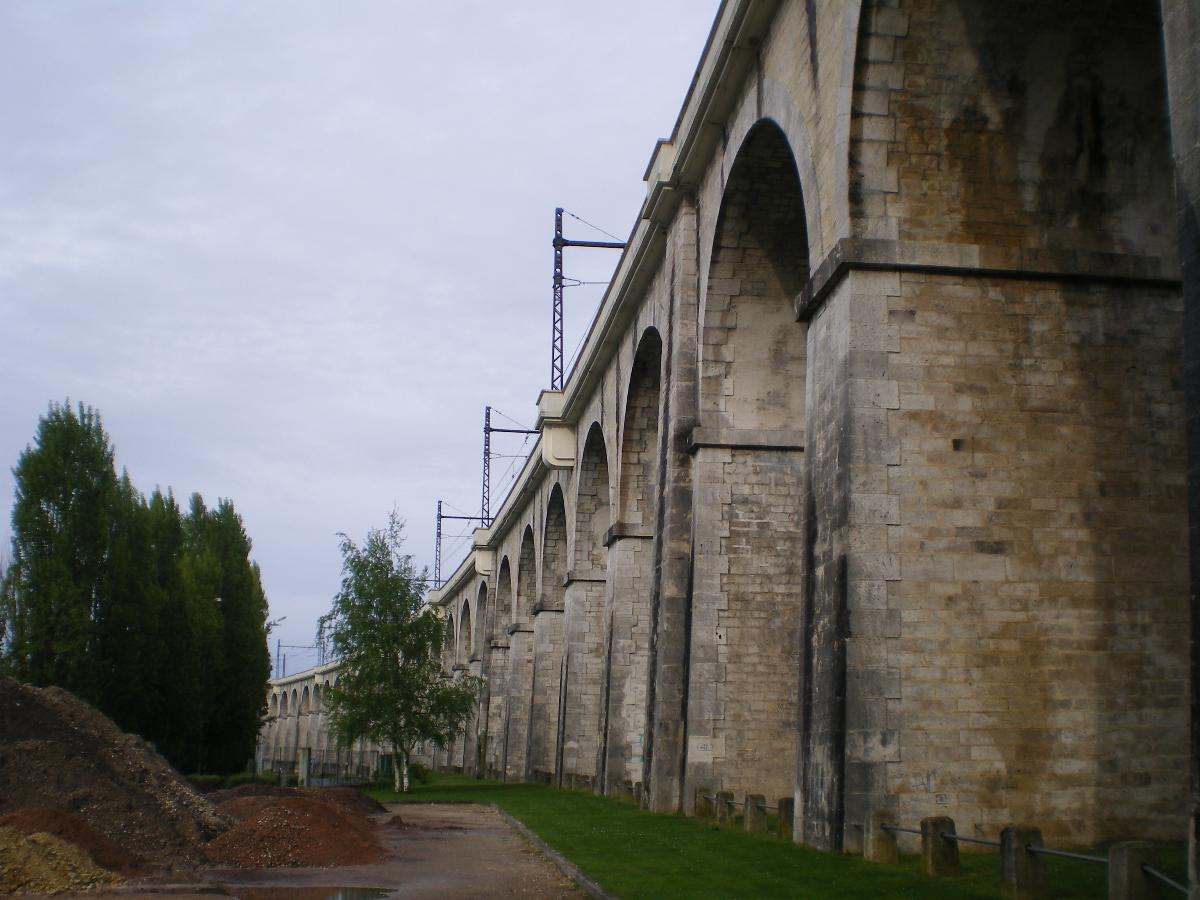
left=280, top=691, right=289, bottom=717
left=575, top=424, right=611, bottom=574
left=270, top=694, right=278, bottom=718
left=619, top=330, right=662, bottom=530
left=475, top=581, right=488, bottom=656
left=516, top=527, right=536, bottom=620
left=700, top=120, right=808, bottom=429
left=543, top=487, right=568, bottom=608
left=503, top=526, right=539, bottom=781
left=445, top=612, right=456, bottom=664
left=529, top=486, right=568, bottom=784
left=688, top=118, right=808, bottom=821
left=486, top=559, right=514, bottom=779
left=459, top=601, right=473, bottom=662
left=496, top=556, right=513, bottom=635
left=601, top=328, right=662, bottom=794
left=561, top=424, right=610, bottom=785
left=300, top=686, right=310, bottom=716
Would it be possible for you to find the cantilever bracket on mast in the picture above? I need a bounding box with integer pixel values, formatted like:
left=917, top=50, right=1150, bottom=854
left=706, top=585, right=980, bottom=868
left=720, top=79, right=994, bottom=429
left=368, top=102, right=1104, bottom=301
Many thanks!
left=551, top=207, right=625, bottom=391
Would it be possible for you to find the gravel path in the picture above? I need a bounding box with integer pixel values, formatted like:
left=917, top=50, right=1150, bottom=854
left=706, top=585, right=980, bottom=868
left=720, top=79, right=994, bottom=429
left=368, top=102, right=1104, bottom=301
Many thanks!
left=40, top=803, right=581, bottom=899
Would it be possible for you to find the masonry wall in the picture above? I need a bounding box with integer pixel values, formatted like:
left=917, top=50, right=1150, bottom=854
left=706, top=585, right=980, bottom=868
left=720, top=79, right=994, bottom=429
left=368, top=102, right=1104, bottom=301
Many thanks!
left=426, top=0, right=1191, bottom=855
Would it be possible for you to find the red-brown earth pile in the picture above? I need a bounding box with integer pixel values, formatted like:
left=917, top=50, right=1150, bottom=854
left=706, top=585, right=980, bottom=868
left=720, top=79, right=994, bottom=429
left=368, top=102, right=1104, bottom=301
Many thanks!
left=206, top=794, right=385, bottom=868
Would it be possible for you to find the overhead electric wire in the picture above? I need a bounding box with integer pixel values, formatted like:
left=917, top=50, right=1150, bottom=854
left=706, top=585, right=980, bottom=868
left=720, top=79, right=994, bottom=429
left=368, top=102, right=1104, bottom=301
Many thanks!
left=565, top=209, right=623, bottom=243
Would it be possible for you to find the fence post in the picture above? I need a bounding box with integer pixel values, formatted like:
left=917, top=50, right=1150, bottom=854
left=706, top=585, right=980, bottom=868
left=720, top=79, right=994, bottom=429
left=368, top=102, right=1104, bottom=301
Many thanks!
left=864, top=809, right=899, bottom=865
left=745, top=794, right=767, bottom=832
left=999, top=827, right=1047, bottom=900
left=1107, top=841, right=1154, bottom=900
left=716, top=791, right=736, bottom=825
left=694, top=786, right=715, bottom=820
left=778, top=797, right=795, bottom=841
left=921, top=816, right=961, bottom=876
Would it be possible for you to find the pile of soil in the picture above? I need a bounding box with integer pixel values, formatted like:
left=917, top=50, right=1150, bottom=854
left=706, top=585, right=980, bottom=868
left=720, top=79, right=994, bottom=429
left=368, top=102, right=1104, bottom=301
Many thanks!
left=0, top=675, right=230, bottom=871
left=0, top=807, right=146, bottom=876
left=208, top=784, right=385, bottom=818
left=0, top=825, right=122, bottom=894
left=206, top=795, right=384, bottom=868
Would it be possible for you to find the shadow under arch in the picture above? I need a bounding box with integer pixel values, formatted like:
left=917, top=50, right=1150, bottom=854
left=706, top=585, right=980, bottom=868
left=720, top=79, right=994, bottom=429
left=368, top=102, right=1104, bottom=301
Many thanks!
left=599, top=327, right=662, bottom=795
left=502, top=526, right=538, bottom=781
left=528, top=485, right=569, bottom=785
left=686, top=116, right=809, bottom=825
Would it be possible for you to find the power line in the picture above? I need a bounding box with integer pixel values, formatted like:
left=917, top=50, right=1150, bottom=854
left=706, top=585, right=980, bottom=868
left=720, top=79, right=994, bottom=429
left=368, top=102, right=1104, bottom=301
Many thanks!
left=565, top=209, right=623, bottom=243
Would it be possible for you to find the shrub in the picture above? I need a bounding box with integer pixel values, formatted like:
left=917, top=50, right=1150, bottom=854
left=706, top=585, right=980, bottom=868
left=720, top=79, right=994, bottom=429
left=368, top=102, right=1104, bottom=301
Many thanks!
left=224, top=770, right=279, bottom=789
left=408, top=762, right=431, bottom=785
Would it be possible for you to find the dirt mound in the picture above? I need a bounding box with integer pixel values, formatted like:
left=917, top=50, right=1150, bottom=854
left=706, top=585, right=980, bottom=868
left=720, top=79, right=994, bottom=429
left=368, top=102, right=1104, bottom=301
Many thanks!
left=206, top=795, right=384, bottom=868
left=307, top=786, right=386, bottom=816
left=208, top=784, right=386, bottom=818
left=0, top=807, right=146, bottom=876
left=207, top=783, right=296, bottom=805
left=0, top=825, right=122, bottom=894
left=0, top=675, right=231, bottom=871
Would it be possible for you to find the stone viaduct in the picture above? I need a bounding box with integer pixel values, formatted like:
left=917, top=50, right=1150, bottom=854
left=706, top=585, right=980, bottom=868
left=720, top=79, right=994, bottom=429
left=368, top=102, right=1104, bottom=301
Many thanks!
left=428, top=0, right=1200, bottom=855
left=238, top=0, right=1200, bottom=868
left=256, top=664, right=403, bottom=781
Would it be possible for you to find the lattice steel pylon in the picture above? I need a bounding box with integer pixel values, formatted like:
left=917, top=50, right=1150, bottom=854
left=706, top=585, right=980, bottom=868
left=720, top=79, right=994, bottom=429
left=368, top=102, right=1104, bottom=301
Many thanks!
left=551, top=207, right=625, bottom=390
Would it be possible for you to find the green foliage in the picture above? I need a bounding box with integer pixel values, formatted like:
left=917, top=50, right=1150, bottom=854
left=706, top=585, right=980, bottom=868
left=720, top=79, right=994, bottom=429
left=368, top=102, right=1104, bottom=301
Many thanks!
left=407, top=762, right=431, bottom=785
left=185, top=774, right=224, bottom=793
left=223, top=770, right=279, bottom=789
left=1, top=401, right=270, bottom=774
left=317, top=513, right=482, bottom=790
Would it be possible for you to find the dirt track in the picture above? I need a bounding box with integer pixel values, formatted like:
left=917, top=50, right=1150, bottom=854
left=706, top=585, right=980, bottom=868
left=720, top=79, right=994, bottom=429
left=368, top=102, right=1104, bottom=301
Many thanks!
left=30, top=803, right=580, bottom=899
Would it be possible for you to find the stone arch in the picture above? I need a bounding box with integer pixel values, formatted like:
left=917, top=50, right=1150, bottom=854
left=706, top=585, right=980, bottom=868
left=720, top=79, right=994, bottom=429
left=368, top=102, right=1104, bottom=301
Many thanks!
left=560, top=423, right=610, bottom=786
left=719, top=80, right=826, bottom=253
left=516, top=526, right=536, bottom=621
left=618, top=328, right=662, bottom=529
left=687, top=116, right=808, bottom=825
left=496, top=556, right=513, bottom=634
left=700, top=118, right=809, bottom=430
left=300, top=686, right=311, bottom=715
left=445, top=611, right=456, bottom=663
left=269, top=693, right=278, bottom=717
left=574, top=423, right=610, bottom=574
left=459, top=600, right=473, bottom=662
left=542, top=486, right=568, bottom=609
left=528, top=485, right=569, bottom=783
left=280, top=691, right=289, bottom=717
left=503, top=525, right=539, bottom=781
left=599, top=327, right=661, bottom=794
left=474, top=581, right=488, bottom=656
left=849, top=0, right=1175, bottom=258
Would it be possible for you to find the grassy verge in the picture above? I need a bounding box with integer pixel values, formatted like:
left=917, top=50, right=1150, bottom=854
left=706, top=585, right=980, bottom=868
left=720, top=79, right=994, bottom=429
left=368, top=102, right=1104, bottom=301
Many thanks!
left=365, top=774, right=1178, bottom=899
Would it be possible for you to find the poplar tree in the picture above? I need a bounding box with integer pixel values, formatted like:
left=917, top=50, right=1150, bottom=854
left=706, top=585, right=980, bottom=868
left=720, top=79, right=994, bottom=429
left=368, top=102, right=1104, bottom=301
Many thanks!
left=317, top=513, right=481, bottom=791
left=2, top=402, right=271, bottom=774
left=4, top=401, right=117, bottom=700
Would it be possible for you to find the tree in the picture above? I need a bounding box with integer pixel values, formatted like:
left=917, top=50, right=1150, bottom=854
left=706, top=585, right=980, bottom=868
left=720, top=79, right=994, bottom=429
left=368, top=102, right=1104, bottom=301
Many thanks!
left=317, top=513, right=481, bottom=791
left=4, top=401, right=118, bottom=700
left=1, top=402, right=270, bottom=775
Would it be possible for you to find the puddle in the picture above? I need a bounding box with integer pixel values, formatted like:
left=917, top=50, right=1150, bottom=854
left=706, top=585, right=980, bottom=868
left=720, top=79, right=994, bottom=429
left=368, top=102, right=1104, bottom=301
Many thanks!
left=229, top=889, right=390, bottom=900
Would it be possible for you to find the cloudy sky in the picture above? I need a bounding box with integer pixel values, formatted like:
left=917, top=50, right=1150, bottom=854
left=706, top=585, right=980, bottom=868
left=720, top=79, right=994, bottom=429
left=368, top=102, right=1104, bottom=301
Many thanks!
left=0, top=2, right=720, bottom=670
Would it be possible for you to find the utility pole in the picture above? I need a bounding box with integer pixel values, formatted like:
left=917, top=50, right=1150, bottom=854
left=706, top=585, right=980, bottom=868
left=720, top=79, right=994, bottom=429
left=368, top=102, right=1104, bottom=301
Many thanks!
left=551, top=207, right=624, bottom=390
left=482, top=405, right=538, bottom=527
left=434, top=501, right=486, bottom=588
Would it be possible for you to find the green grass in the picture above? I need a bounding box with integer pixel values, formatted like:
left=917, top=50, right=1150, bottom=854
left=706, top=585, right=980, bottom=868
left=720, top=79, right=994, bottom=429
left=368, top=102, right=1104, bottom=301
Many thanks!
left=365, top=774, right=1183, bottom=899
